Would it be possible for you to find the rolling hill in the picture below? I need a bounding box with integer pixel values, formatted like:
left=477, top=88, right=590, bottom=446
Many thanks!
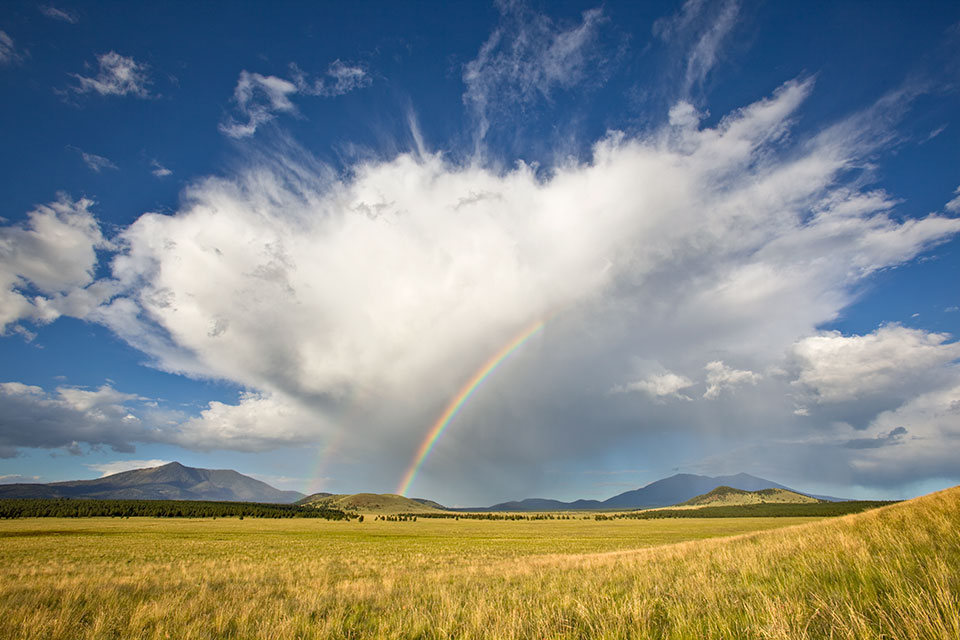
left=297, top=492, right=447, bottom=514
left=0, top=462, right=304, bottom=503
left=680, top=485, right=822, bottom=507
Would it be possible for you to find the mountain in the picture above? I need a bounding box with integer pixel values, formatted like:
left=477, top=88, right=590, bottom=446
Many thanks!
left=680, top=486, right=821, bottom=507
left=297, top=492, right=447, bottom=514
left=411, top=497, right=448, bottom=511
left=483, top=473, right=838, bottom=511
left=600, top=473, right=795, bottom=509
left=0, top=462, right=304, bottom=503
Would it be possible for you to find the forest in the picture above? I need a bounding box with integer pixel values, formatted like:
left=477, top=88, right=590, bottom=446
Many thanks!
left=0, top=498, right=354, bottom=520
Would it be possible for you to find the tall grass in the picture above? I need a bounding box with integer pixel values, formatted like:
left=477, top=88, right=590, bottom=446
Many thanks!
left=0, top=487, right=956, bottom=639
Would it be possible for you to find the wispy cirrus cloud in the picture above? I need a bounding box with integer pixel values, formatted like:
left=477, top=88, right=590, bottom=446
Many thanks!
left=289, top=60, right=370, bottom=98
left=39, top=6, right=78, bottom=24
left=463, top=1, right=607, bottom=145
left=150, top=159, right=172, bottom=178
left=653, top=0, right=741, bottom=96
left=0, top=30, right=21, bottom=65
left=70, top=51, right=152, bottom=98
left=220, top=60, right=370, bottom=138
left=219, top=72, right=298, bottom=138
left=68, top=146, right=118, bottom=172
left=946, top=186, right=960, bottom=213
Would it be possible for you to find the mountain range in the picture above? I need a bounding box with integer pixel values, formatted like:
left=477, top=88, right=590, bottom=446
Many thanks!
left=475, top=473, right=843, bottom=511
left=0, top=462, right=304, bottom=503
left=0, top=463, right=841, bottom=510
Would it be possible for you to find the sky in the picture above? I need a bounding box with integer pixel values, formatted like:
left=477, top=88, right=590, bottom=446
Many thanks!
left=1, top=0, right=959, bottom=507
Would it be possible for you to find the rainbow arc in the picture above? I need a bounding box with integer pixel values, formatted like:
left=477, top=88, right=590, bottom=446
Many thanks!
left=396, top=319, right=545, bottom=496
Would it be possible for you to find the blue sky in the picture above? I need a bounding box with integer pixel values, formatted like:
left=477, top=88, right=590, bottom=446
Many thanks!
left=1, top=0, right=959, bottom=506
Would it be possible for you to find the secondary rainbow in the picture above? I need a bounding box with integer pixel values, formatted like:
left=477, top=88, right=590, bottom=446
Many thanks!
left=396, top=319, right=545, bottom=496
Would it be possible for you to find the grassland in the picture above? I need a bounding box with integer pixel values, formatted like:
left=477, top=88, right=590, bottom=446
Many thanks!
left=0, top=487, right=957, bottom=639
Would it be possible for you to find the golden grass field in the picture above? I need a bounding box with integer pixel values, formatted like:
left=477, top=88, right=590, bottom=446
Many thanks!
left=0, top=486, right=957, bottom=639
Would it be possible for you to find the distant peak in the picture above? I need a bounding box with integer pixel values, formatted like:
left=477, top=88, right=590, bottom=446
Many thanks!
left=659, top=472, right=701, bottom=481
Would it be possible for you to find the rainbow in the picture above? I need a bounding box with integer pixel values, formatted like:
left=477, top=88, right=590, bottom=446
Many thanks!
left=304, top=432, right=343, bottom=496
left=396, top=319, right=545, bottom=496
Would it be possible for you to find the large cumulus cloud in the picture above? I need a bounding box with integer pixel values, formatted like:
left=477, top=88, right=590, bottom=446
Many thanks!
left=2, top=2, right=959, bottom=501
left=24, top=75, right=943, bottom=499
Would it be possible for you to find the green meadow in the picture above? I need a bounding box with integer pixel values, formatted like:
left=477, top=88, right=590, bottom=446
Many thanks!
left=1, top=488, right=958, bottom=639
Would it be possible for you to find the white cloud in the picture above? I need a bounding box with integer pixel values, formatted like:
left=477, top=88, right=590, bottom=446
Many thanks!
left=220, top=61, right=370, bottom=138
left=71, top=51, right=152, bottom=98
left=85, top=78, right=960, bottom=466
left=923, top=124, right=947, bottom=142
left=463, top=1, right=606, bottom=143
left=653, top=0, right=740, bottom=95
left=791, top=325, right=960, bottom=405
left=0, top=195, right=113, bottom=333
left=219, top=71, right=298, bottom=138
left=57, top=385, right=141, bottom=413
left=0, top=474, right=41, bottom=484
left=846, top=381, right=960, bottom=483
left=150, top=159, right=172, bottom=178
left=86, top=459, right=169, bottom=477
left=703, top=360, right=760, bottom=399
left=0, top=30, right=20, bottom=65
left=171, top=391, right=332, bottom=452
left=611, top=372, right=695, bottom=400
left=40, top=6, right=78, bottom=23
left=290, top=60, right=370, bottom=97
left=946, top=186, right=960, bottom=213
left=0, top=380, right=327, bottom=457
left=0, top=382, right=142, bottom=455
left=4, top=60, right=958, bottom=496
left=74, top=148, right=118, bottom=172
left=720, top=373, right=960, bottom=490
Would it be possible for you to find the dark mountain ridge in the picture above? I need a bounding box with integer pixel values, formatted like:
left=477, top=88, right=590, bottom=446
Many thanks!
left=0, top=465, right=843, bottom=510
left=0, top=462, right=304, bottom=503
left=479, top=473, right=843, bottom=511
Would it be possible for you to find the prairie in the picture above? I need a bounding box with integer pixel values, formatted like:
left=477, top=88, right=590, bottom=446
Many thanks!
left=0, top=487, right=957, bottom=639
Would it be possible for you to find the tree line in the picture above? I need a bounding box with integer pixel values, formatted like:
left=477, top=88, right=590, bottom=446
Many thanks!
left=401, top=512, right=589, bottom=521
left=0, top=498, right=357, bottom=520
